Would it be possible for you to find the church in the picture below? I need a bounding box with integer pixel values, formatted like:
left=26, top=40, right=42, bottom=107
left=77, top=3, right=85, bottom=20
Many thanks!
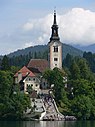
left=14, top=10, right=62, bottom=93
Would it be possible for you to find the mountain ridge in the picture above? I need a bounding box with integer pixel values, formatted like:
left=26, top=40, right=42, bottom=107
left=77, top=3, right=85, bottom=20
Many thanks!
left=7, top=43, right=83, bottom=59
left=72, top=43, right=95, bottom=53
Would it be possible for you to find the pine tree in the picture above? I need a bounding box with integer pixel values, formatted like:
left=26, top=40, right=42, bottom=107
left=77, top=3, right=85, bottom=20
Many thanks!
left=1, top=55, right=10, bottom=71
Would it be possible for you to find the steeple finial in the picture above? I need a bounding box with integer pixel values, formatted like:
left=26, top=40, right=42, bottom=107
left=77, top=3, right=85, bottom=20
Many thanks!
left=54, top=8, right=57, bottom=25
left=54, top=6, right=56, bottom=13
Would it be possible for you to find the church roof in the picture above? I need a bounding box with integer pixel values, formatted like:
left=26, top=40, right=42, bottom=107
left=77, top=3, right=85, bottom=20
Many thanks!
left=27, top=59, right=49, bottom=73
left=14, top=66, right=35, bottom=77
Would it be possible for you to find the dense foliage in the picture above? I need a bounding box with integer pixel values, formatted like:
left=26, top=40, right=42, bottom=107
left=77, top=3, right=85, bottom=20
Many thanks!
left=63, top=54, right=95, bottom=119
left=7, top=44, right=83, bottom=58
left=44, top=53, right=95, bottom=120
left=9, top=50, right=48, bottom=67
left=1, top=51, right=95, bottom=120
left=83, top=52, right=95, bottom=73
left=0, top=70, right=31, bottom=120
left=43, top=68, right=70, bottom=116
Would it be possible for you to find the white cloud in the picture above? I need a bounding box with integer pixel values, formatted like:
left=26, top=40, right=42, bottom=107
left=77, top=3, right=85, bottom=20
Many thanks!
left=1, top=7, right=95, bottom=55
left=23, top=22, right=34, bottom=31
left=22, top=8, right=95, bottom=46
left=23, top=41, right=35, bottom=48
left=59, top=8, right=95, bottom=45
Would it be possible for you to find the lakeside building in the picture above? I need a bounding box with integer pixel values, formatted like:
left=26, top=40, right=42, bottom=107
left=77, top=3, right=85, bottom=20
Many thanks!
left=13, top=10, right=76, bottom=121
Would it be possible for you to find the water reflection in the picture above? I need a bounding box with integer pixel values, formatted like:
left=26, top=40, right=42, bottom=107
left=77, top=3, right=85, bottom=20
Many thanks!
left=0, top=121, right=95, bottom=127
left=39, top=121, right=76, bottom=127
left=17, top=121, right=76, bottom=127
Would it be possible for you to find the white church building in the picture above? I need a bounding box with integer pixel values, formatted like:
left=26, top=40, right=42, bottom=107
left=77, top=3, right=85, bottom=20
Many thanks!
left=14, top=10, right=63, bottom=93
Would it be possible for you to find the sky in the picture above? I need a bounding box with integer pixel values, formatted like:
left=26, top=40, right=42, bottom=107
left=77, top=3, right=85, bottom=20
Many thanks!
left=0, top=0, right=95, bottom=55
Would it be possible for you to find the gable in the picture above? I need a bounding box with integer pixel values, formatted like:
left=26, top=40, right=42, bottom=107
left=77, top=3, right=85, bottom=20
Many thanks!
left=24, top=76, right=40, bottom=83
left=14, top=66, right=35, bottom=77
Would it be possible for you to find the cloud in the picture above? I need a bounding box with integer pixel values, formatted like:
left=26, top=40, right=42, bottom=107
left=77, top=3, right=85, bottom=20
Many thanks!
left=22, top=8, right=95, bottom=46
left=21, top=14, right=53, bottom=48
left=1, top=7, right=95, bottom=55
left=59, top=8, right=95, bottom=45
left=23, top=22, right=34, bottom=31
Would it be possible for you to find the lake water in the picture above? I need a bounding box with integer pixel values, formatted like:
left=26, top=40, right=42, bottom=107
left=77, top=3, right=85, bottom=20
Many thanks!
left=0, top=121, right=95, bottom=127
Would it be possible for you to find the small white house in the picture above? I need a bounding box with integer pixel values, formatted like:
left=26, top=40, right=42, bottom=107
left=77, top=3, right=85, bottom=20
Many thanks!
left=23, top=76, right=40, bottom=94
left=14, top=66, right=40, bottom=94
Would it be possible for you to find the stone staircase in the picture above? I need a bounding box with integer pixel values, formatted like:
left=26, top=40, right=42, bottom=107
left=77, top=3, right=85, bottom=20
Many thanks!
left=24, top=94, right=64, bottom=120
left=24, top=93, right=76, bottom=121
left=41, top=95, right=64, bottom=121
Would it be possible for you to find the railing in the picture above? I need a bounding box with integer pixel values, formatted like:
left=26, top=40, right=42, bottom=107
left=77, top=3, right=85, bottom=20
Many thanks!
left=52, top=99, right=64, bottom=117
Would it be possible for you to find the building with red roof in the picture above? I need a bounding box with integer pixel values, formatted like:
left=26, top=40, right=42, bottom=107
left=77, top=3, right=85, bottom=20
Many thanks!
left=14, top=66, right=40, bottom=94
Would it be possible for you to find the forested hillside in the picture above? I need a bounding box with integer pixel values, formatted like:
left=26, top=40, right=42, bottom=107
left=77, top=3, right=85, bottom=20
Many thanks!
left=1, top=49, right=95, bottom=120
left=8, top=44, right=83, bottom=59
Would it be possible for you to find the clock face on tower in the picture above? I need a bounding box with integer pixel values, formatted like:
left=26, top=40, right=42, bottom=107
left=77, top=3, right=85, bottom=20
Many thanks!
left=54, top=41, right=58, bottom=45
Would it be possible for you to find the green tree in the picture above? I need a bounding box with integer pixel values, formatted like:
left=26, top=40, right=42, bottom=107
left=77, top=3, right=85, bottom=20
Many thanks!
left=11, top=92, right=31, bottom=119
left=63, top=53, right=73, bottom=69
left=43, top=68, right=69, bottom=114
left=10, top=66, right=20, bottom=74
left=0, top=70, right=13, bottom=117
left=27, top=85, right=33, bottom=94
left=77, top=58, right=95, bottom=81
left=77, top=58, right=90, bottom=79
left=83, top=52, right=95, bottom=73
left=71, top=95, right=93, bottom=119
left=1, top=55, right=10, bottom=70
left=69, top=79, right=95, bottom=119
left=0, top=70, right=31, bottom=120
left=0, top=71, right=13, bottom=98
left=69, top=61, right=80, bottom=80
left=43, top=69, right=54, bottom=87
left=71, top=79, right=94, bottom=97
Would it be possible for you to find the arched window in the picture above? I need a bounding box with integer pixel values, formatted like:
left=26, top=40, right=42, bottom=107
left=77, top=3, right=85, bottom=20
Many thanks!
left=54, top=46, right=58, bottom=52
left=54, top=58, right=58, bottom=61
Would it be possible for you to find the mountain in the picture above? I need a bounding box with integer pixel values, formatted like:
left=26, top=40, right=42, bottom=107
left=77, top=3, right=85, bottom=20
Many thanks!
left=72, top=44, right=95, bottom=53
left=8, top=45, right=48, bottom=57
left=7, top=43, right=83, bottom=59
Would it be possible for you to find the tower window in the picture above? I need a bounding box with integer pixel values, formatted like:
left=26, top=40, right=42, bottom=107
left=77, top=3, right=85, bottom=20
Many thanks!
left=54, top=46, right=58, bottom=52
left=36, top=84, right=38, bottom=87
left=54, top=58, right=58, bottom=61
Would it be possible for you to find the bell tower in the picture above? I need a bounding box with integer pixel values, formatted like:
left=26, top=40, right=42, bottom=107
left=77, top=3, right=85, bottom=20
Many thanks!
left=48, top=10, right=62, bottom=70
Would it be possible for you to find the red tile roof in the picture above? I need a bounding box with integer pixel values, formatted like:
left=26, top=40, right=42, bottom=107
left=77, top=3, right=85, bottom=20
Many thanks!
left=27, top=59, right=49, bottom=73
left=14, top=66, right=35, bottom=77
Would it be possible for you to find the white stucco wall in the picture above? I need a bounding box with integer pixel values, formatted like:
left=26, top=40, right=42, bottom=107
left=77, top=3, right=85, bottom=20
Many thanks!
left=23, top=76, right=40, bottom=94
left=49, top=41, right=62, bottom=70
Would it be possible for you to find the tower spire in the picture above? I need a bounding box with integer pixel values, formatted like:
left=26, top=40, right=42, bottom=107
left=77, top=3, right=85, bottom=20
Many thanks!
left=50, top=9, right=60, bottom=41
